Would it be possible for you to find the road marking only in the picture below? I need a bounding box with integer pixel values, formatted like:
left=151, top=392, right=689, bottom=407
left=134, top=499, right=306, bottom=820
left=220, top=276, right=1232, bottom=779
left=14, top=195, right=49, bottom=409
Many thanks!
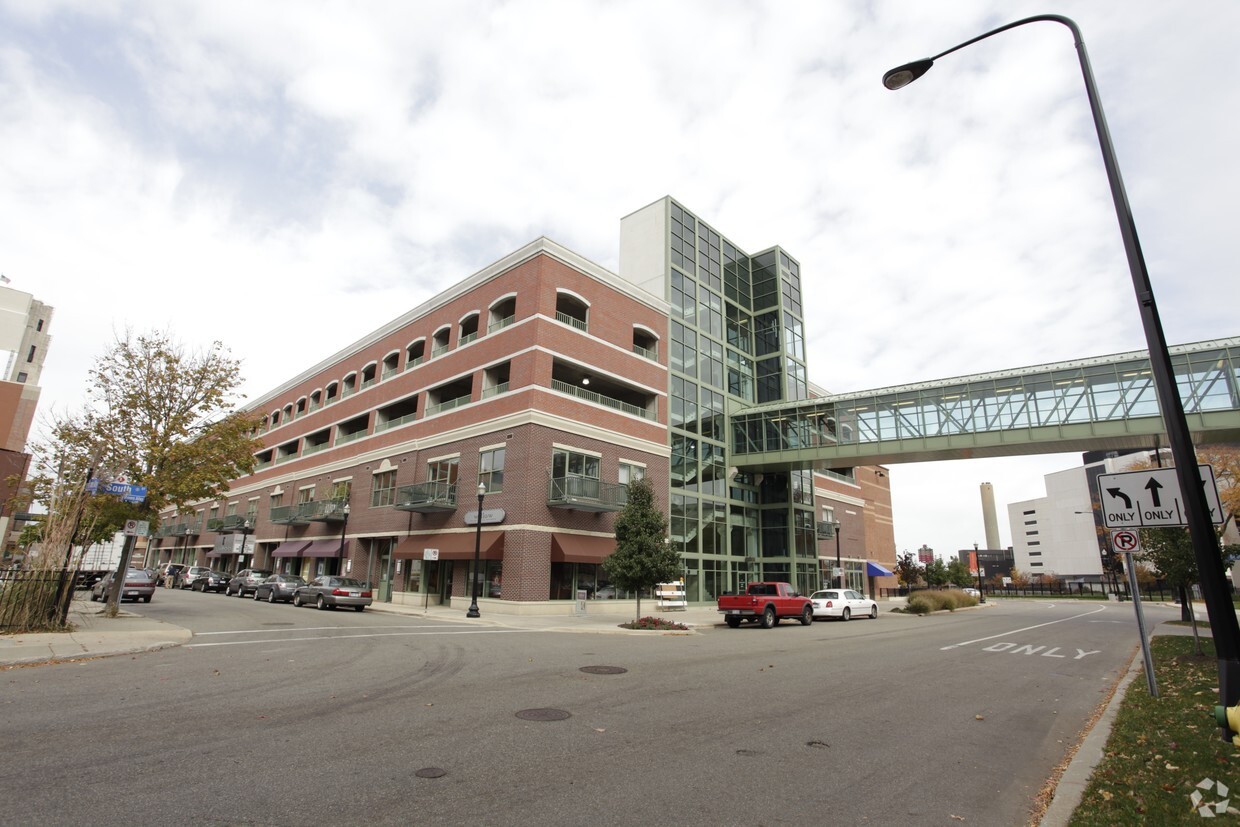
left=940, top=606, right=1109, bottom=651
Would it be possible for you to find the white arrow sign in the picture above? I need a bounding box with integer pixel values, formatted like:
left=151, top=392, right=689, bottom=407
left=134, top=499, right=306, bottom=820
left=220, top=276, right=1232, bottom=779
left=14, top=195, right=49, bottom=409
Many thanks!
left=1097, top=464, right=1223, bottom=529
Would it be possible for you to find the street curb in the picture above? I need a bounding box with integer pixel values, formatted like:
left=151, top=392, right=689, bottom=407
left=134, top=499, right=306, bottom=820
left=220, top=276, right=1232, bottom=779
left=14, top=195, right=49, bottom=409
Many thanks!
left=1038, top=642, right=1144, bottom=825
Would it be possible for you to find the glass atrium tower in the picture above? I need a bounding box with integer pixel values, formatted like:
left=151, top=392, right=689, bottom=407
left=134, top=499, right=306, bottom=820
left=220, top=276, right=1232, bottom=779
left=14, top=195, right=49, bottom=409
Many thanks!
left=620, top=198, right=820, bottom=597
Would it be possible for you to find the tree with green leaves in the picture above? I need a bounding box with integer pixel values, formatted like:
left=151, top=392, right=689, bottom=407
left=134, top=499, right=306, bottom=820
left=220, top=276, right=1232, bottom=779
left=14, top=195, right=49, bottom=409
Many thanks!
left=1138, top=526, right=1213, bottom=652
left=31, top=330, right=263, bottom=617
left=945, top=557, right=975, bottom=587
left=923, top=557, right=950, bottom=588
left=602, top=477, right=679, bottom=621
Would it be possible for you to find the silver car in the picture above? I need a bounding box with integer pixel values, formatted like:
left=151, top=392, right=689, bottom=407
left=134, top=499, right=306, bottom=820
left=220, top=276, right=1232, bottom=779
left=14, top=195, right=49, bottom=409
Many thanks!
left=253, top=574, right=307, bottom=604
left=90, top=569, right=157, bottom=604
left=291, top=576, right=373, bottom=612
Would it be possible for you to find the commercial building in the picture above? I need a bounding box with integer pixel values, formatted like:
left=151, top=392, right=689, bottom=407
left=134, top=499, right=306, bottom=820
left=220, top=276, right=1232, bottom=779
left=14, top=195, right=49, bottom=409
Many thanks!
left=0, top=285, right=52, bottom=559
left=151, top=198, right=896, bottom=611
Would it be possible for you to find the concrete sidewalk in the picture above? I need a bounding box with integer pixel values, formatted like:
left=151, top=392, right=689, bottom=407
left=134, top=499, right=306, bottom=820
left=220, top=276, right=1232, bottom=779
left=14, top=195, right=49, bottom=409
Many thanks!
left=0, top=596, right=725, bottom=667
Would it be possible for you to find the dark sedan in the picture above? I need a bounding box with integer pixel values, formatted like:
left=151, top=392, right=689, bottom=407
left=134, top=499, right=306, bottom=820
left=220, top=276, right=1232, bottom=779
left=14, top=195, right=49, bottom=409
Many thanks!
left=191, top=570, right=232, bottom=593
left=291, top=576, right=373, bottom=612
left=253, top=574, right=306, bottom=604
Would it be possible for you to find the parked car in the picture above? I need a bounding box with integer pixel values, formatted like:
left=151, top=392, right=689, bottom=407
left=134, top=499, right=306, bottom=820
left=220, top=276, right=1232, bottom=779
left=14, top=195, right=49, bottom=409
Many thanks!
left=159, top=564, right=185, bottom=588
left=191, top=570, right=232, bottom=593
left=226, top=569, right=272, bottom=598
left=178, top=566, right=212, bottom=589
left=717, top=581, right=813, bottom=628
left=808, top=589, right=878, bottom=621
left=961, top=587, right=982, bottom=599
left=292, top=576, right=373, bottom=611
left=253, top=574, right=307, bottom=604
left=90, top=569, right=157, bottom=603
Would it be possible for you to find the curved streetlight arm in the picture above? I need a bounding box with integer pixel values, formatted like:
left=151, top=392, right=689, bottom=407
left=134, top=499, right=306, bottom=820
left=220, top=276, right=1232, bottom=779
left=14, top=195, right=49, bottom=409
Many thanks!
left=884, top=14, right=1240, bottom=730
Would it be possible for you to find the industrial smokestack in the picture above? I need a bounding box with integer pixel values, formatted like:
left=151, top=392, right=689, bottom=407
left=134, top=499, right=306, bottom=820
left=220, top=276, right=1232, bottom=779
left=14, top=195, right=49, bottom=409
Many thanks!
left=979, top=483, right=1000, bottom=551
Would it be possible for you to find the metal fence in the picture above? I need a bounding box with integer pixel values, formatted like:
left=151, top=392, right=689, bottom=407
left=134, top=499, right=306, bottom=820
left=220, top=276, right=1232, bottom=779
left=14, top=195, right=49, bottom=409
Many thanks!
left=880, top=582, right=1230, bottom=603
left=0, top=569, right=75, bottom=631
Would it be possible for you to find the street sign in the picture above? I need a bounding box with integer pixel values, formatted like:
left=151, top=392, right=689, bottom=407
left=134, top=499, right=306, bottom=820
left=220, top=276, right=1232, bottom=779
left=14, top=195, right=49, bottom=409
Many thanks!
left=424, top=548, right=439, bottom=561
left=1097, top=464, right=1223, bottom=528
left=1110, top=529, right=1141, bottom=554
left=123, top=519, right=150, bottom=537
left=87, top=479, right=148, bottom=504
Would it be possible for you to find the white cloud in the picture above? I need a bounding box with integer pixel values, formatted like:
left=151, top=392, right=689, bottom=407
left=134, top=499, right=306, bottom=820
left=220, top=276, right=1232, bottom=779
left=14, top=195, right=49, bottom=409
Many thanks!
left=3, top=0, right=1237, bottom=562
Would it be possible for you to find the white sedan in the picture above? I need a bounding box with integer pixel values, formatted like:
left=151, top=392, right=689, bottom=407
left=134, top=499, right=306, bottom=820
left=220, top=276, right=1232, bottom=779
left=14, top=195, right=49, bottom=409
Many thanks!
left=809, top=589, right=878, bottom=621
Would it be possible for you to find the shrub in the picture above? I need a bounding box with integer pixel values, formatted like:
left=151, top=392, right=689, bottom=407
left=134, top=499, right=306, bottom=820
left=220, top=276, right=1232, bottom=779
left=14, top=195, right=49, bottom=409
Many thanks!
left=905, top=589, right=979, bottom=615
left=619, top=615, right=689, bottom=631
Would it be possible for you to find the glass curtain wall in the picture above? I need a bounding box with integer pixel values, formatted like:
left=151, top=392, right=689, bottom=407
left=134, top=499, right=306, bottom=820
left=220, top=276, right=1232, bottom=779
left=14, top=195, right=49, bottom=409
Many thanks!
left=665, top=199, right=814, bottom=599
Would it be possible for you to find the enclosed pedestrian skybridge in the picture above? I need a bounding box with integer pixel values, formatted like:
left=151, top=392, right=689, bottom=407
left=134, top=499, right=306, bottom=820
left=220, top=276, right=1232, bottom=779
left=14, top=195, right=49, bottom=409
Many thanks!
left=731, top=338, right=1240, bottom=470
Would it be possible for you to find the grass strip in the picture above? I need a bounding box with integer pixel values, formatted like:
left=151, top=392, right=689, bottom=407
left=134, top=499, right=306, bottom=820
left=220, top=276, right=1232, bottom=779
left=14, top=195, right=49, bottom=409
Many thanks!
left=1070, top=636, right=1240, bottom=824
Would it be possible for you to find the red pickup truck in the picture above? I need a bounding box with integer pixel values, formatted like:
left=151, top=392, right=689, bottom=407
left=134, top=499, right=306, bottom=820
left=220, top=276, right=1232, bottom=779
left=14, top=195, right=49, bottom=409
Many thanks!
left=717, top=582, right=814, bottom=628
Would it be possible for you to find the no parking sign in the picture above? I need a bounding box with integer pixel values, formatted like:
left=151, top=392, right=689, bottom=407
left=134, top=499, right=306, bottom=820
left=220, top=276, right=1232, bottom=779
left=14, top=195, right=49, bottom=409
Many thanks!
left=1110, top=529, right=1141, bottom=554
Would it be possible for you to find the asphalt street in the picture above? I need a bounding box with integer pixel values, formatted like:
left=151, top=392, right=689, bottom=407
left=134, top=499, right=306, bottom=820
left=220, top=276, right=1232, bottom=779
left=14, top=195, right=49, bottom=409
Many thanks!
left=3, top=591, right=1166, bottom=826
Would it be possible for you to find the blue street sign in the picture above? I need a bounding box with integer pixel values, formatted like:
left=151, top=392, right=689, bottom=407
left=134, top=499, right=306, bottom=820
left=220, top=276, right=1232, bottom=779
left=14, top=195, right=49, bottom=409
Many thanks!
left=86, top=479, right=148, bottom=503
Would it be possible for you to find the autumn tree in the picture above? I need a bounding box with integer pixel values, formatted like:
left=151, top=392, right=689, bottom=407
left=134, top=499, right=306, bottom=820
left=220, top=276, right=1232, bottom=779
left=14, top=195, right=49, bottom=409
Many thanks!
left=894, top=551, right=920, bottom=591
left=35, top=330, right=263, bottom=617
left=602, top=477, right=680, bottom=621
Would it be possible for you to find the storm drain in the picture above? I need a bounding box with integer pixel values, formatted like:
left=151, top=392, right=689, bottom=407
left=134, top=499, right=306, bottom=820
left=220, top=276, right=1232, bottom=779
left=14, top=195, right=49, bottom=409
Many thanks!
left=516, top=708, right=571, bottom=721
left=579, top=665, right=628, bottom=675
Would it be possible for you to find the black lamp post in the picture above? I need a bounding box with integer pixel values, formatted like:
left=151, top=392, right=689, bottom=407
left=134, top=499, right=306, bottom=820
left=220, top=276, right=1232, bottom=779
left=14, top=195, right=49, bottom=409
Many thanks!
left=467, top=482, right=486, bottom=618
left=338, top=503, right=350, bottom=576
left=239, top=518, right=253, bottom=570
left=974, top=543, right=985, bottom=603
left=832, top=520, right=843, bottom=589
left=884, top=14, right=1240, bottom=727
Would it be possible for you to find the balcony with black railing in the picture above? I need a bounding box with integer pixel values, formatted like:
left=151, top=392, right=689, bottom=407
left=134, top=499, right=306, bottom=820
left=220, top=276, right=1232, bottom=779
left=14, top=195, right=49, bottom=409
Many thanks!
left=299, top=498, right=349, bottom=523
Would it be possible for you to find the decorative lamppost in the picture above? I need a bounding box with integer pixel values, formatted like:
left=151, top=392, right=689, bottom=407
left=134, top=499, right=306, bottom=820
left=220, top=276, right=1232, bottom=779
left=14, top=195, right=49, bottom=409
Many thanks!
left=239, top=517, right=253, bottom=569
left=467, top=482, right=486, bottom=618
left=883, top=14, right=1237, bottom=718
left=338, top=503, right=350, bottom=576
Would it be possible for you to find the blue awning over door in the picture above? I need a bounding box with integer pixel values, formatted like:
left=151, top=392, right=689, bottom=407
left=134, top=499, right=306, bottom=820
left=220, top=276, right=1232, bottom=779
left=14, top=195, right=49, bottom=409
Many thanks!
left=866, top=561, right=894, bottom=577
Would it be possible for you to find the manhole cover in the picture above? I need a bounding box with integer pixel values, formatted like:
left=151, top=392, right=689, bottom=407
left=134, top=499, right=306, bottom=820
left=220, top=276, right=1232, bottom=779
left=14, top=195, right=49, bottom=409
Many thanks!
left=579, top=665, right=628, bottom=675
left=516, top=708, right=571, bottom=721
left=415, top=768, right=447, bottom=778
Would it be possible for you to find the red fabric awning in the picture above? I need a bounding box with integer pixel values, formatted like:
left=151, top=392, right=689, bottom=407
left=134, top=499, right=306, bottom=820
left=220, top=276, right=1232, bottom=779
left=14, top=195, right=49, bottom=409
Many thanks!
left=302, top=539, right=347, bottom=558
left=550, top=533, right=614, bottom=564
left=394, top=531, right=504, bottom=560
left=270, top=541, right=312, bottom=558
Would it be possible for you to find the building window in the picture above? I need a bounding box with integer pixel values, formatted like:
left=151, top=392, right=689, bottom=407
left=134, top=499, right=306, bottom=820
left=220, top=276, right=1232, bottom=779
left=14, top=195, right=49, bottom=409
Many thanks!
left=297, top=487, right=315, bottom=505
left=16, top=372, right=26, bottom=383
left=552, top=448, right=599, bottom=482
left=1026, top=530, right=1039, bottom=536
left=372, top=470, right=396, bottom=507
left=479, top=447, right=505, bottom=493
left=1028, top=551, right=1042, bottom=557
left=427, top=457, right=459, bottom=485
left=1030, top=562, right=1043, bottom=567
left=269, top=493, right=282, bottom=512
left=619, top=463, right=645, bottom=485
left=1028, top=540, right=1040, bottom=546
left=26, top=345, right=36, bottom=362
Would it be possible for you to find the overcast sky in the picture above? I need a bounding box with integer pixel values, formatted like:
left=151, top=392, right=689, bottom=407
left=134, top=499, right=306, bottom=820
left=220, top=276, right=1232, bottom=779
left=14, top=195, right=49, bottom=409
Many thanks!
left=5, top=1, right=1238, bottom=562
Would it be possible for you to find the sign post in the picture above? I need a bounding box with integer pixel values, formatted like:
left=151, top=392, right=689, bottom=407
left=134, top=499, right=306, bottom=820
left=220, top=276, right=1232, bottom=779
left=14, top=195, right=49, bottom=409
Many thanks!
left=1109, top=530, right=1157, bottom=698
left=423, top=549, right=439, bottom=612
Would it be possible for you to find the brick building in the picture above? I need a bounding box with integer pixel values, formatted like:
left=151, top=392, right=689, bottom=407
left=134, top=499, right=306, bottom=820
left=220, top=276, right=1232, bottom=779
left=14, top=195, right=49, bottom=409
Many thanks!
left=151, top=198, right=896, bottom=612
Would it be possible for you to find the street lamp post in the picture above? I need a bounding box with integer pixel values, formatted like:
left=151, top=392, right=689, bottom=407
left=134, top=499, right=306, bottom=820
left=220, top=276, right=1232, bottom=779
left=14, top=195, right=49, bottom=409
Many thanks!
left=974, top=543, right=985, bottom=603
left=467, top=483, right=486, bottom=618
left=338, top=503, right=350, bottom=576
left=883, top=14, right=1240, bottom=726
left=240, top=518, right=253, bottom=570
left=833, top=520, right=843, bottom=590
